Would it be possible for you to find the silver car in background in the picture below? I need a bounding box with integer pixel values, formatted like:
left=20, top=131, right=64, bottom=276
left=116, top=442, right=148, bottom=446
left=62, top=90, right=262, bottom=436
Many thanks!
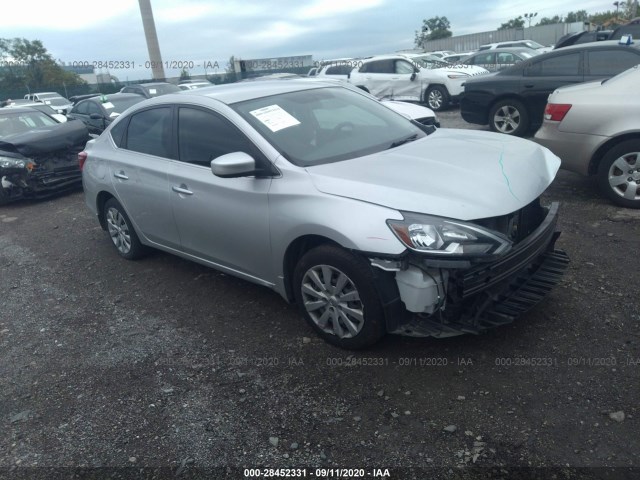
left=82, top=80, right=568, bottom=348
left=535, top=65, right=640, bottom=208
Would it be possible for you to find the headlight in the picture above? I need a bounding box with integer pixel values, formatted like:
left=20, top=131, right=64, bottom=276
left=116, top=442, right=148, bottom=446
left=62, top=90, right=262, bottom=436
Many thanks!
left=387, top=212, right=512, bottom=257
left=0, top=156, right=27, bottom=169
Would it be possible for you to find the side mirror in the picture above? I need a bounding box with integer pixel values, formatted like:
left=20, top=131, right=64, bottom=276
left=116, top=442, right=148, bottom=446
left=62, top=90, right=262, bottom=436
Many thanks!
left=410, top=72, right=417, bottom=81
left=89, top=113, right=103, bottom=120
left=211, top=152, right=256, bottom=178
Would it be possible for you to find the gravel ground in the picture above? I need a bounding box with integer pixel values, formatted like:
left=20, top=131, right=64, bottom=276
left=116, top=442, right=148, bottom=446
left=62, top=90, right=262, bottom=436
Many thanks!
left=1, top=108, right=639, bottom=479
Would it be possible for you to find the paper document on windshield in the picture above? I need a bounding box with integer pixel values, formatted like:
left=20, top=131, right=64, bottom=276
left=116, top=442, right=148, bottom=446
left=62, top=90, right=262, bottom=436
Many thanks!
left=249, top=105, right=300, bottom=132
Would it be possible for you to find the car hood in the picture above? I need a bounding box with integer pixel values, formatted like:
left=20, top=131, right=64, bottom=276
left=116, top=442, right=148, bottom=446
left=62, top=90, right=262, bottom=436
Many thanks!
left=0, top=120, right=89, bottom=157
left=307, top=129, right=560, bottom=221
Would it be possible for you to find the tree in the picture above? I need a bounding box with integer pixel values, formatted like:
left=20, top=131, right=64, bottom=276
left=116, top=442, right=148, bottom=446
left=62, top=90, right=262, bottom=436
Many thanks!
left=0, top=38, right=84, bottom=93
left=565, top=10, right=589, bottom=22
left=498, top=16, right=525, bottom=30
left=179, top=68, right=190, bottom=81
left=537, top=15, right=563, bottom=25
left=415, top=16, right=452, bottom=46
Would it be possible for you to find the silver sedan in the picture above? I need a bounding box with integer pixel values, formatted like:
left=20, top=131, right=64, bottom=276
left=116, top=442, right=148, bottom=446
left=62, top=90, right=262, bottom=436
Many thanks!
left=82, top=80, right=568, bottom=348
left=535, top=65, right=640, bottom=208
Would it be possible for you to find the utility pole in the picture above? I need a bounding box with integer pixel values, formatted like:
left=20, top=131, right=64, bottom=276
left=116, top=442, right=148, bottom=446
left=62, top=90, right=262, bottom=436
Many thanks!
left=524, top=12, right=538, bottom=27
left=138, top=0, right=165, bottom=81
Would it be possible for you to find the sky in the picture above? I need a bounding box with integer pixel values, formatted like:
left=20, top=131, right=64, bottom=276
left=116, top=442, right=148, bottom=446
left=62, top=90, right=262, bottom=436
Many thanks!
left=1, top=0, right=619, bottom=80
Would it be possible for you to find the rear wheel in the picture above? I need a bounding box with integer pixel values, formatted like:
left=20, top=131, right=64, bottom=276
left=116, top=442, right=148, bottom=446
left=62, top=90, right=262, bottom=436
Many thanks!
left=489, top=99, right=529, bottom=136
left=425, top=86, right=449, bottom=112
left=293, top=245, right=386, bottom=349
left=103, top=198, right=146, bottom=259
left=597, top=140, right=640, bottom=208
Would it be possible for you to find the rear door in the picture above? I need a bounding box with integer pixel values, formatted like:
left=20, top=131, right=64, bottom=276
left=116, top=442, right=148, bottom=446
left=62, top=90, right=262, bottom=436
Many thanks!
left=521, top=51, right=583, bottom=126
left=108, top=106, right=181, bottom=248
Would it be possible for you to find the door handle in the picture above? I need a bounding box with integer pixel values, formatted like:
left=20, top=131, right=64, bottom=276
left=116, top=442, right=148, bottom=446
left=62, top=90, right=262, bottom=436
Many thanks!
left=113, top=171, right=129, bottom=180
left=172, top=185, right=194, bottom=195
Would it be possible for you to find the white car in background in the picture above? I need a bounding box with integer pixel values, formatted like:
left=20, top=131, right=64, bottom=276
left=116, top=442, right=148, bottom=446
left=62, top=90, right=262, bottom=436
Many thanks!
left=178, top=81, right=212, bottom=90
left=479, top=40, right=553, bottom=54
left=348, top=54, right=488, bottom=111
left=381, top=100, right=440, bottom=128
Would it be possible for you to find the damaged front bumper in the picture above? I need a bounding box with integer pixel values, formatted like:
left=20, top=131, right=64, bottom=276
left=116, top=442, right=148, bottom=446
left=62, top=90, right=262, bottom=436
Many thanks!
left=0, top=151, right=82, bottom=204
left=372, top=202, right=569, bottom=337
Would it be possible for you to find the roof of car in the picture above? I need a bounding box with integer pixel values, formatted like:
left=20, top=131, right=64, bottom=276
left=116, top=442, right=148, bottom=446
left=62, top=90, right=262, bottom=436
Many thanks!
left=554, top=39, right=640, bottom=52
left=164, top=79, right=344, bottom=104
left=84, top=93, right=144, bottom=102
left=0, top=106, right=45, bottom=115
left=129, top=82, right=176, bottom=88
left=469, top=47, right=539, bottom=55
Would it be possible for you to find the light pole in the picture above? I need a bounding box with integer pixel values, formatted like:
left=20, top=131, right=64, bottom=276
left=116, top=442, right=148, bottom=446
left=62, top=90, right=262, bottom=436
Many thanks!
left=524, top=12, right=538, bottom=27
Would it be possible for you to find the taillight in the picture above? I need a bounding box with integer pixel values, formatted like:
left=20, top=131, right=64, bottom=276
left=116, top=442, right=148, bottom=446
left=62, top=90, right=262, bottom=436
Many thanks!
left=78, top=151, right=87, bottom=170
left=544, top=103, right=572, bottom=122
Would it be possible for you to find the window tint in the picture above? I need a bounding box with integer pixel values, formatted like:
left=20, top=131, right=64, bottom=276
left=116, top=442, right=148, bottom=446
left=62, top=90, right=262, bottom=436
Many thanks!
left=471, top=52, right=495, bottom=65
left=324, top=65, right=352, bottom=75
left=110, top=119, right=128, bottom=147
left=73, top=101, right=89, bottom=115
left=497, top=53, right=516, bottom=64
left=366, top=60, right=394, bottom=74
left=177, top=107, right=256, bottom=166
left=87, top=102, right=102, bottom=115
left=395, top=60, right=415, bottom=74
left=125, top=107, right=173, bottom=158
left=527, top=53, right=580, bottom=76
left=588, top=50, right=640, bottom=76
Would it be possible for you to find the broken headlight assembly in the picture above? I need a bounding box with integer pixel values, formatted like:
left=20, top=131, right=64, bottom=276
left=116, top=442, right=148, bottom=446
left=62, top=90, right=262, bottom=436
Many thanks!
left=0, top=157, right=27, bottom=169
left=387, top=212, right=512, bottom=257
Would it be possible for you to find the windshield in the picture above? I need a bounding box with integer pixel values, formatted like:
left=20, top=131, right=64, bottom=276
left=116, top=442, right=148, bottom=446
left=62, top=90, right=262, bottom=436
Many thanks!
left=232, top=87, right=426, bottom=167
left=46, top=97, right=70, bottom=106
left=411, top=55, right=450, bottom=69
left=103, top=96, right=146, bottom=115
left=145, top=84, right=181, bottom=96
left=523, top=40, right=544, bottom=49
left=0, top=110, right=58, bottom=137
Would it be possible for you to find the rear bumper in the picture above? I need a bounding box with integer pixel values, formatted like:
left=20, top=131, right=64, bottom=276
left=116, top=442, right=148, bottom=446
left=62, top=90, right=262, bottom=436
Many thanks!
left=388, top=203, right=569, bottom=337
left=534, top=122, right=605, bottom=176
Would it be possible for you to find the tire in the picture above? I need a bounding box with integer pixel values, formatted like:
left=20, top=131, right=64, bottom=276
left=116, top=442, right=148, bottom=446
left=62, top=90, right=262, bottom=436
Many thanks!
left=103, top=198, right=146, bottom=259
left=489, top=99, right=529, bottom=136
left=597, top=139, right=640, bottom=209
left=425, top=85, right=449, bottom=112
left=293, top=245, right=386, bottom=349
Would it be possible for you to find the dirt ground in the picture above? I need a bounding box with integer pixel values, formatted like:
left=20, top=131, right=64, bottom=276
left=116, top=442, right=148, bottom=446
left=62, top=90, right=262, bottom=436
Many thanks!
left=1, top=111, right=639, bottom=479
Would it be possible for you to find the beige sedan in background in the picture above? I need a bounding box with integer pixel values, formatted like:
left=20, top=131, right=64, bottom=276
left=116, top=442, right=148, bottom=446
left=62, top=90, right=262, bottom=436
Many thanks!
left=535, top=65, right=640, bottom=208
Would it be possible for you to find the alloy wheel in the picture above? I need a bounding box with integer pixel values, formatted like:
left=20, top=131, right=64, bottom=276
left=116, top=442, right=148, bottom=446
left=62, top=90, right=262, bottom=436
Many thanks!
left=493, top=105, right=521, bottom=133
left=608, top=152, right=640, bottom=201
left=106, top=207, right=132, bottom=255
left=300, top=265, right=364, bottom=339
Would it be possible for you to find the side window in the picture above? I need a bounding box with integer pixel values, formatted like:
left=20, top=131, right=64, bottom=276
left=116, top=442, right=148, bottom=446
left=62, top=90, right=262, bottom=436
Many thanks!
left=87, top=102, right=102, bottom=116
left=110, top=119, right=128, bottom=147
left=125, top=107, right=173, bottom=158
left=177, top=107, right=258, bottom=167
left=325, top=65, right=353, bottom=75
left=368, top=60, right=394, bottom=73
left=395, top=60, right=415, bottom=74
left=527, top=53, right=580, bottom=76
left=73, top=101, right=89, bottom=115
left=588, top=50, right=640, bottom=76
left=497, top=53, right=515, bottom=64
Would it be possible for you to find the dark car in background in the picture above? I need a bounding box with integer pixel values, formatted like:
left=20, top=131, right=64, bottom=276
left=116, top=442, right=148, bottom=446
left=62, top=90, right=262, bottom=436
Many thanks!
left=460, top=41, right=640, bottom=136
left=67, top=93, right=145, bottom=135
left=0, top=107, right=89, bottom=204
left=462, top=48, right=540, bottom=72
left=120, top=82, right=181, bottom=98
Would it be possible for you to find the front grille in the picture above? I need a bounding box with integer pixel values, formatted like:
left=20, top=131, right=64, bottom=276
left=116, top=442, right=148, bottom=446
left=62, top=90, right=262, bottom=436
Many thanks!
left=473, top=198, right=546, bottom=243
left=456, top=202, right=560, bottom=299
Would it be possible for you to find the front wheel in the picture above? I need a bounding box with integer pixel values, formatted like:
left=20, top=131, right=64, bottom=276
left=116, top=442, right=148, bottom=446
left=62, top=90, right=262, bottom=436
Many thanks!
left=489, top=99, right=529, bottom=136
left=293, top=245, right=386, bottom=349
left=425, top=86, right=449, bottom=112
left=597, top=140, right=640, bottom=208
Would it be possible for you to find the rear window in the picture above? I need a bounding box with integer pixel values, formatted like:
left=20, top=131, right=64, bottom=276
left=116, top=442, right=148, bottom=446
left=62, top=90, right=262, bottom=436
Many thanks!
left=588, top=49, right=640, bottom=76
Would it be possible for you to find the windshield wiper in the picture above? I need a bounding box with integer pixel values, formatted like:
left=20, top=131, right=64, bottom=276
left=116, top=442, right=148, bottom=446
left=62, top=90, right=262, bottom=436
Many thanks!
left=388, top=134, right=418, bottom=149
